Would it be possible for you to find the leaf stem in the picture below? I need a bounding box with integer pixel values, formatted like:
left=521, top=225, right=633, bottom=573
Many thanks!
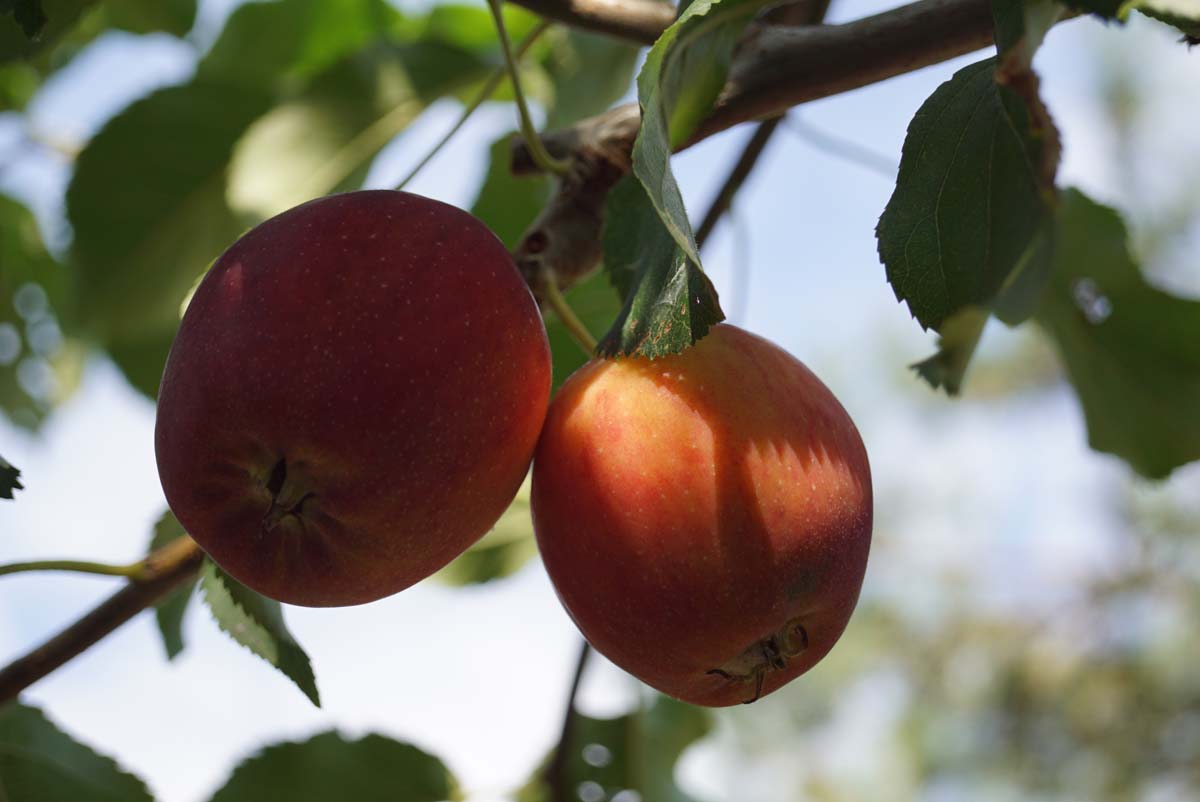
left=0, top=559, right=149, bottom=580
left=541, top=271, right=598, bottom=355
left=487, top=0, right=571, bottom=177
left=397, top=20, right=552, bottom=191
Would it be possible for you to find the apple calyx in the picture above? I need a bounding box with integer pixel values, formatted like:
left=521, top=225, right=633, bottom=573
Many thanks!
left=706, top=617, right=810, bottom=704
left=260, top=457, right=315, bottom=534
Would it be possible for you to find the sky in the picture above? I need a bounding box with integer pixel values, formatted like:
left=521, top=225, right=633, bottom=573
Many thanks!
left=1, top=2, right=1199, bottom=801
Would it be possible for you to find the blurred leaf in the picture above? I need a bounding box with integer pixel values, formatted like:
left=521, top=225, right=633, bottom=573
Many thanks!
left=0, top=60, right=36, bottom=107
left=65, top=79, right=271, bottom=393
left=0, top=452, right=20, bottom=499
left=199, top=0, right=394, bottom=89
left=519, top=697, right=711, bottom=802
left=103, top=0, right=196, bottom=36
left=66, top=79, right=270, bottom=337
left=0, top=0, right=91, bottom=62
left=393, top=38, right=489, bottom=102
left=207, top=731, right=458, bottom=802
left=229, top=40, right=487, bottom=220
left=418, top=2, right=539, bottom=54
left=104, top=327, right=177, bottom=399
left=200, top=559, right=321, bottom=707
left=0, top=702, right=153, bottom=801
left=1036, top=189, right=1200, bottom=478
left=877, top=57, right=1057, bottom=334
left=470, top=133, right=551, bottom=250
left=911, top=306, right=989, bottom=395
left=0, top=193, right=73, bottom=426
left=598, top=175, right=723, bottom=358
left=0, top=0, right=45, bottom=39
left=149, top=509, right=195, bottom=659
left=437, top=476, right=536, bottom=585
left=544, top=29, right=639, bottom=129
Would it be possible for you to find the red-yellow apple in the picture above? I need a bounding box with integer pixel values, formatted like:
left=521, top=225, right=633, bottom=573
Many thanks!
left=531, top=323, right=872, bottom=706
left=155, top=190, right=551, bottom=607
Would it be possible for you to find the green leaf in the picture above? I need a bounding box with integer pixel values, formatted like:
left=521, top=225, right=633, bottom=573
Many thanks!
left=229, top=41, right=488, bottom=220
left=199, top=0, right=393, bottom=89
left=1035, top=189, right=1200, bottom=479
left=0, top=193, right=74, bottom=426
left=877, top=57, right=1057, bottom=333
left=0, top=702, right=153, bottom=802
left=148, top=510, right=195, bottom=659
left=0, top=0, right=90, bottom=62
left=633, top=0, right=760, bottom=262
left=519, top=697, right=711, bottom=802
left=65, top=79, right=272, bottom=393
left=911, top=307, right=989, bottom=395
left=208, top=730, right=458, bottom=802
left=103, top=0, right=196, bottom=36
left=544, top=29, right=639, bottom=129
left=0, top=60, right=37, bottom=108
left=0, top=453, right=21, bottom=499
left=418, top=2, right=540, bottom=55
left=601, top=0, right=750, bottom=358
left=104, top=327, right=179, bottom=400
left=470, top=133, right=552, bottom=250
left=1, top=0, right=46, bottom=38
left=598, top=175, right=723, bottom=358
left=200, top=559, right=321, bottom=707
left=1135, top=1, right=1200, bottom=40
left=437, top=476, right=536, bottom=585
left=66, top=79, right=271, bottom=337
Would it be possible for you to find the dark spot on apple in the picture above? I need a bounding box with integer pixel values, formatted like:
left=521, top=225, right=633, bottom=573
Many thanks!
left=266, top=457, right=288, bottom=497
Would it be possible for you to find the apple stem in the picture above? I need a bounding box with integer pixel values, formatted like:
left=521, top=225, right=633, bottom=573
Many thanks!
left=487, top=0, right=572, bottom=178
left=540, top=269, right=598, bottom=355
left=396, top=20, right=552, bottom=192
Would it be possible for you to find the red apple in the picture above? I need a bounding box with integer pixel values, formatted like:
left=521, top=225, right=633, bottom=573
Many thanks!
left=155, top=190, right=551, bottom=607
left=531, top=323, right=872, bottom=706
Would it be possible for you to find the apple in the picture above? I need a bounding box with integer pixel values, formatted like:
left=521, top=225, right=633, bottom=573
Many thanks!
left=155, top=190, right=551, bottom=607
left=531, top=323, right=872, bottom=706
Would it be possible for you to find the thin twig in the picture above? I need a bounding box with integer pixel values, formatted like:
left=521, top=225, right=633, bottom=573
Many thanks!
left=396, top=20, right=553, bottom=191
left=515, top=0, right=1000, bottom=167
left=694, top=0, right=830, bottom=249
left=488, top=0, right=571, bottom=176
left=695, top=117, right=783, bottom=250
left=506, top=0, right=673, bottom=44
left=784, top=115, right=897, bottom=178
left=0, top=536, right=205, bottom=705
left=545, top=640, right=593, bottom=802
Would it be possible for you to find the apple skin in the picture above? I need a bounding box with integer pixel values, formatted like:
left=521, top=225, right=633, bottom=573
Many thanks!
left=531, top=323, right=872, bottom=706
left=155, top=190, right=551, bottom=607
